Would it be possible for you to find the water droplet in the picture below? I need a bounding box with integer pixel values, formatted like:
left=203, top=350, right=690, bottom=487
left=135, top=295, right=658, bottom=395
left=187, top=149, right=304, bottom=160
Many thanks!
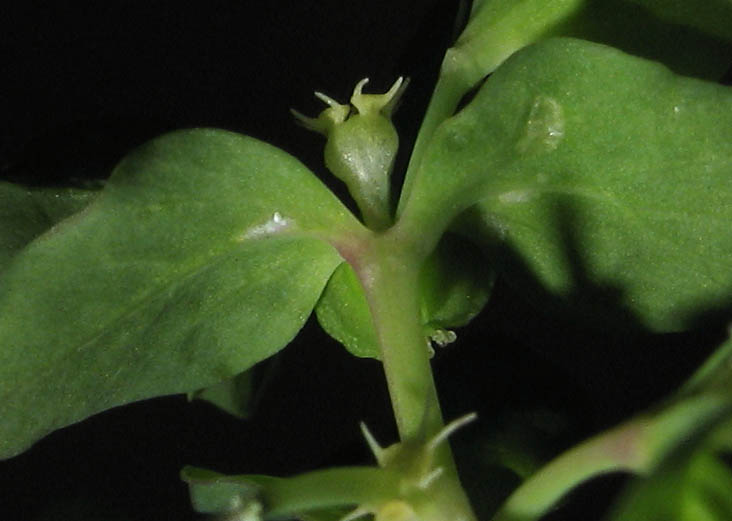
left=517, top=96, right=564, bottom=154
left=240, top=211, right=292, bottom=240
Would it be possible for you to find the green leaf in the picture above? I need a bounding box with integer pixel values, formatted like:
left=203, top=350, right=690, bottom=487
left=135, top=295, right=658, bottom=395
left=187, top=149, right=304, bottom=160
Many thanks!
left=0, top=128, right=364, bottom=459
left=491, top=335, right=732, bottom=521
left=181, top=465, right=401, bottom=519
left=188, top=354, right=280, bottom=419
left=561, top=0, right=732, bottom=79
left=315, top=262, right=379, bottom=358
left=0, top=182, right=98, bottom=272
left=398, top=0, right=731, bottom=220
left=680, top=329, right=732, bottom=397
left=315, top=233, right=494, bottom=359
left=606, top=332, right=732, bottom=520
left=626, top=0, right=732, bottom=41
left=188, top=368, right=256, bottom=419
left=420, top=234, right=495, bottom=331
left=607, top=437, right=732, bottom=521
left=401, top=38, right=732, bottom=331
left=181, top=466, right=263, bottom=515
left=445, top=0, right=730, bottom=105
left=453, top=0, right=584, bottom=81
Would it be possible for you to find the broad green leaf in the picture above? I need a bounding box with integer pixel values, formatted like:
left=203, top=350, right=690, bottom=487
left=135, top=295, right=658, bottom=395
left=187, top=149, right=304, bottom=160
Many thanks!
left=397, top=0, right=731, bottom=244
left=401, top=38, right=732, bottom=331
left=561, top=0, right=732, bottom=79
left=0, top=182, right=98, bottom=272
left=626, top=0, right=732, bottom=41
left=315, top=234, right=494, bottom=359
left=0, top=128, right=364, bottom=459
left=458, top=0, right=732, bottom=82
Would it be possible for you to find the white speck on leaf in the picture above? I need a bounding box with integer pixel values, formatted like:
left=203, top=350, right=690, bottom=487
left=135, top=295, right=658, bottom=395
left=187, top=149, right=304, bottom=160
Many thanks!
left=499, top=190, right=533, bottom=204
left=240, top=212, right=292, bottom=240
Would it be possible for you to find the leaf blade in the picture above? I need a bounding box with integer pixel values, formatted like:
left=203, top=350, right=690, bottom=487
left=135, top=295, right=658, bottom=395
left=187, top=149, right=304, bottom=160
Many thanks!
left=0, top=182, right=98, bottom=272
left=401, top=38, right=732, bottom=330
left=0, top=128, right=362, bottom=458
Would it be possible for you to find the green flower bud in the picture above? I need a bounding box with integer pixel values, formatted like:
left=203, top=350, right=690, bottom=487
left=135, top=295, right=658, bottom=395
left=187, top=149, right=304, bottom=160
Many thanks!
left=292, top=77, right=406, bottom=231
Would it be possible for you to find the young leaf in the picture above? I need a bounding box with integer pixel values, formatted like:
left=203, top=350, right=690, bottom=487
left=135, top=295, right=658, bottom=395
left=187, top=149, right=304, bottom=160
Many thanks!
left=400, top=38, right=732, bottom=331
left=315, top=234, right=494, bottom=359
left=0, top=128, right=365, bottom=459
left=0, top=182, right=98, bottom=272
left=315, top=262, right=379, bottom=358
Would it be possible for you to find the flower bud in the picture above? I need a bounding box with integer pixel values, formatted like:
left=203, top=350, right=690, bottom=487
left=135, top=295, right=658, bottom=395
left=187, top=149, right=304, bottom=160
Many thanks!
left=292, top=77, right=406, bottom=231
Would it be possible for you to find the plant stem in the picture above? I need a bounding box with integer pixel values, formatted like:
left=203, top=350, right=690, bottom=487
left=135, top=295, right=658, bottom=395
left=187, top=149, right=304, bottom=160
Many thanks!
left=490, top=394, right=731, bottom=521
left=355, top=228, right=477, bottom=521
left=358, top=231, right=438, bottom=441
left=396, top=58, right=470, bottom=221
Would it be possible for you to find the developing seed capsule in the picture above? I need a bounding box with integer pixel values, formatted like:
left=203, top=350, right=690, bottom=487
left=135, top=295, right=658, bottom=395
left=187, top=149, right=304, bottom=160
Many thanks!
left=292, top=77, right=406, bottom=231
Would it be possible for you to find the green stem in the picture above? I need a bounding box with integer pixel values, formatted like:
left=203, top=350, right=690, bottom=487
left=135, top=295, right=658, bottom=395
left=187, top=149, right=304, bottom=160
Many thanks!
left=355, top=228, right=477, bottom=521
left=396, top=57, right=471, bottom=220
left=259, top=467, right=402, bottom=518
left=359, top=230, right=439, bottom=441
left=490, top=394, right=731, bottom=521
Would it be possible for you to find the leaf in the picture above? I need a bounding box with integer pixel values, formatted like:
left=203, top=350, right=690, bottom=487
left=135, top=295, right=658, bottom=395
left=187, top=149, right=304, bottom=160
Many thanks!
left=626, top=0, right=732, bottom=41
left=562, top=0, right=732, bottom=79
left=606, top=332, right=732, bottom=520
left=188, top=368, right=256, bottom=419
left=401, top=38, right=732, bottom=331
left=188, top=353, right=281, bottom=419
left=181, top=466, right=263, bottom=515
left=315, top=233, right=494, bottom=359
left=181, top=465, right=401, bottom=519
left=0, top=128, right=364, bottom=459
left=315, top=262, right=379, bottom=358
left=0, top=182, right=98, bottom=272
left=607, top=435, right=732, bottom=521
left=450, top=0, right=730, bottom=98
left=491, top=334, right=732, bottom=521
left=397, top=0, right=731, bottom=222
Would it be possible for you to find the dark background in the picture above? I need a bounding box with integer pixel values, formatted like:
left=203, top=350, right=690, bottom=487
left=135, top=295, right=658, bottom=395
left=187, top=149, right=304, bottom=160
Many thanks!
left=1, top=2, right=730, bottom=520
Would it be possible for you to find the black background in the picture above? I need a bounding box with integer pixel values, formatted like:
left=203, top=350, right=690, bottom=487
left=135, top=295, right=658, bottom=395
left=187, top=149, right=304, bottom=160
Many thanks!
left=2, top=2, right=730, bottom=520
